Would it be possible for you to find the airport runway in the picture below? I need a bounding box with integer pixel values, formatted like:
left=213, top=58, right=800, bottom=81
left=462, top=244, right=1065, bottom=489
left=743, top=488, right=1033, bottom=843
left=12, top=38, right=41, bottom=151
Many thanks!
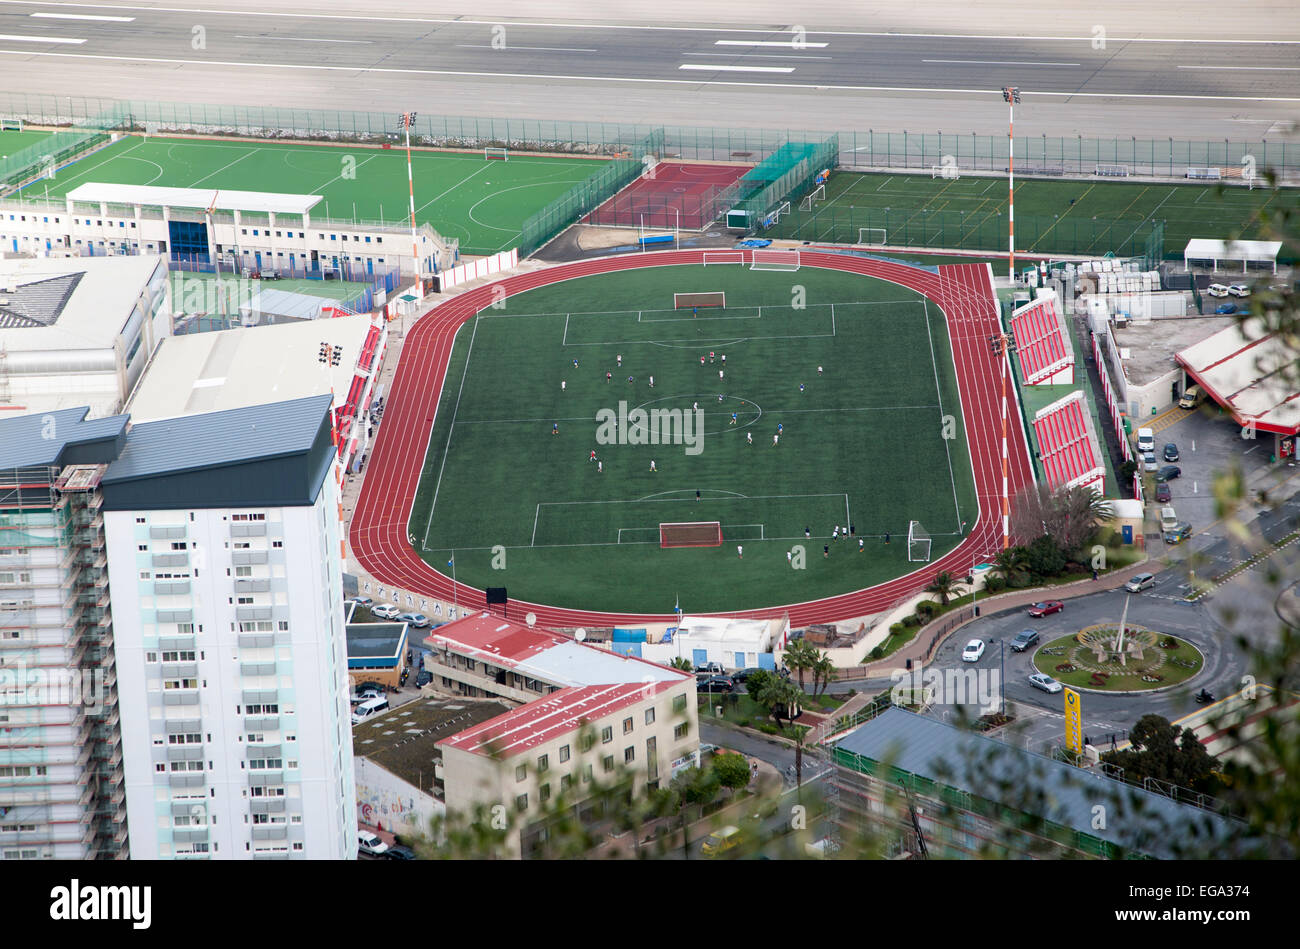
left=0, top=1, right=1298, bottom=140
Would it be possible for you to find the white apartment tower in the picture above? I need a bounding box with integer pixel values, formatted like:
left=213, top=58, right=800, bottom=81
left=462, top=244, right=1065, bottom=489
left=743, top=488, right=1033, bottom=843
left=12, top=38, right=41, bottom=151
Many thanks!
left=100, top=394, right=357, bottom=859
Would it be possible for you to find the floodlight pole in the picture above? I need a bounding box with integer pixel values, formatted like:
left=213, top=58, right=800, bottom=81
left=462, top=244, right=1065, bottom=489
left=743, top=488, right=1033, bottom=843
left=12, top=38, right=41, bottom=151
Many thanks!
left=989, top=332, right=1016, bottom=550
left=401, top=112, right=421, bottom=307
left=1003, top=87, right=1020, bottom=283
left=318, top=342, right=348, bottom=570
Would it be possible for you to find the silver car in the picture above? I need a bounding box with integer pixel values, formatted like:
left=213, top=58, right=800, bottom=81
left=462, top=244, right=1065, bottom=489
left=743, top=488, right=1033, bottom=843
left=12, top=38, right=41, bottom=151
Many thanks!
left=1124, top=573, right=1156, bottom=593
left=1028, top=673, right=1063, bottom=694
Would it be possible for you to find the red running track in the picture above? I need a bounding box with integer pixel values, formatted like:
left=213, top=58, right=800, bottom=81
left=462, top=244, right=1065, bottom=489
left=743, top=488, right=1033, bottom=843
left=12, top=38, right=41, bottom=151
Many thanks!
left=349, top=250, right=1035, bottom=628
left=586, top=162, right=750, bottom=230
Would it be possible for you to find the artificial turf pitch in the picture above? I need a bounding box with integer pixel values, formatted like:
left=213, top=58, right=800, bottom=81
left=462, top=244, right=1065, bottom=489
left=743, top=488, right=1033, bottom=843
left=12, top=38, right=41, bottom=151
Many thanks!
left=407, top=263, right=978, bottom=614
left=21, top=135, right=605, bottom=256
left=768, top=170, right=1298, bottom=261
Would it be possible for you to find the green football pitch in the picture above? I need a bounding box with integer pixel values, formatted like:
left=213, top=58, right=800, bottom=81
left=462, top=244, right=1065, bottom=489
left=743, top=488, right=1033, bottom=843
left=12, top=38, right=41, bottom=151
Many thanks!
left=407, top=264, right=978, bottom=614
left=769, top=170, right=1297, bottom=261
left=25, top=135, right=605, bottom=256
left=0, top=128, right=52, bottom=155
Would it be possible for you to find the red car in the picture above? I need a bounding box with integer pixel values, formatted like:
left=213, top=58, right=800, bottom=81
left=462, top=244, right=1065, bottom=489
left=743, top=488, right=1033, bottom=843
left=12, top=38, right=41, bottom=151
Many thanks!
left=1027, top=601, right=1063, bottom=617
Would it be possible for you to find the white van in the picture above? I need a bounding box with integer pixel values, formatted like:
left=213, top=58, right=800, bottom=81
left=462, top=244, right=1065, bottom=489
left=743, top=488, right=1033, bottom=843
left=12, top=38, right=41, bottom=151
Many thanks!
left=351, top=697, right=389, bottom=725
left=1159, top=506, right=1179, bottom=533
left=1136, top=427, right=1155, bottom=453
left=1178, top=386, right=1201, bottom=410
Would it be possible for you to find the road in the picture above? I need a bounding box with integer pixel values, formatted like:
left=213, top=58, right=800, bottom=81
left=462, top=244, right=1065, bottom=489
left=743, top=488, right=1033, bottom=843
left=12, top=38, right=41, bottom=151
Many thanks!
left=0, top=2, right=1298, bottom=140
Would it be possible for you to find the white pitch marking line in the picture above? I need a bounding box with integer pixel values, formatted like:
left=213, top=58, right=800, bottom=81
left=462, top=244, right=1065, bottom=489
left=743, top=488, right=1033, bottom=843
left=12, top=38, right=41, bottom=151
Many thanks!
left=30, top=12, right=134, bottom=20
left=714, top=39, right=829, bottom=48
left=923, top=59, right=1081, bottom=66
left=0, top=32, right=85, bottom=43
left=679, top=64, right=795, bottom=74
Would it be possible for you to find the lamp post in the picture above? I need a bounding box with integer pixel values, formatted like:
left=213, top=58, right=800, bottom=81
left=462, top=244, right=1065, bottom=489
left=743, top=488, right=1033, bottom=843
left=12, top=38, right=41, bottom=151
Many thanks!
left=319, top=341, right=347, bottom=570
left=1002, top=87, right=1020, bottom=283
left=396, top=112, right=422, bottom=301
left=988, top=332, right=1017, bottom=549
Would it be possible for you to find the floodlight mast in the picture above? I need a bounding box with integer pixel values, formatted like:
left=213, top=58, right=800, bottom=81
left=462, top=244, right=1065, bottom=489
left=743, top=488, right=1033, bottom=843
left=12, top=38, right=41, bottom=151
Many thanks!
left=1002, top=87, right=1020, bottom=283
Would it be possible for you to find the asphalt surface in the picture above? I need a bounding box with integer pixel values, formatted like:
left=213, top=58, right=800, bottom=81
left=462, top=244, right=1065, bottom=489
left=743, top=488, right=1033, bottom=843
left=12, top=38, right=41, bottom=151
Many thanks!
left=1, top=3, right=1298, bottom=140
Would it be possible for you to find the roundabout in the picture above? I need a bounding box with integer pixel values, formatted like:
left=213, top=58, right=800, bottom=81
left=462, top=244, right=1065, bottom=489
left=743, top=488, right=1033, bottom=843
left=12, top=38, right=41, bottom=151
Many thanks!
left=1032, top=624, right=1205, bottom=693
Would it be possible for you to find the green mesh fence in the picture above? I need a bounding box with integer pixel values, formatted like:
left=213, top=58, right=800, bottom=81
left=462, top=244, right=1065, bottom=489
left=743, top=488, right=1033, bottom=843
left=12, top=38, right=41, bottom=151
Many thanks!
left=517, top=127, right=665, bottom=255
left=0, top=103, right=127, bottom=190
left=770, top=205, right=1162, bottom=258
left=734, top=135, right=839, bottom=225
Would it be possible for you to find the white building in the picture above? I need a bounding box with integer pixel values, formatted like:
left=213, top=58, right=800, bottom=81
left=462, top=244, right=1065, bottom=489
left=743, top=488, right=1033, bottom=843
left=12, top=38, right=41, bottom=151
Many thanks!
left=0, top=255, right=170, bottom=418
left=636, top=614, right=789, bottom=672
left=101, top=394, right=357, bottom=859
left=125, top=312, right=387, bottom=473
left=0, top=183, right=456, bottom=279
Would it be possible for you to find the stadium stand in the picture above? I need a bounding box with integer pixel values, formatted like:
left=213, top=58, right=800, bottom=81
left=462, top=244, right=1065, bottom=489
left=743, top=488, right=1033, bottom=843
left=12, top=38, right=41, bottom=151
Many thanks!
left=1009, top=289, right=1074, bottom=386
left=1032, top=391, right=1106, bottom=493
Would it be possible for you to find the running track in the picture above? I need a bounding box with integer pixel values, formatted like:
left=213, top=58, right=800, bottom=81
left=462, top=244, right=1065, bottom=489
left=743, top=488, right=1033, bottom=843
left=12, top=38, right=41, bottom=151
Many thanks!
left=349, top=250, right=1035, bottom=628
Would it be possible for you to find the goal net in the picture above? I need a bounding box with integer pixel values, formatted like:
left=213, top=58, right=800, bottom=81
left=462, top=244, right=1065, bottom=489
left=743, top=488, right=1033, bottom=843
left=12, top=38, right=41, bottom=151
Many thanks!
left=750, top=249, right=800, bottom=271
left=674, top=291, right=725, bottom=309
left=702, top=251, right=745, bottom=266
left=485, top=147, right=509, bottom=161
left=907, top=521, right=932, bottom=562
left=1094, top=164, right=1130, bottom=178
left=660, top=521, right=723, bottom=548
left=930, top=165, right=960, bottom=180
left=859, top=228, right=887, bottom=246
left=0, top=118, right=23, bottom=132
left=799, top=184, right=825, bottom=211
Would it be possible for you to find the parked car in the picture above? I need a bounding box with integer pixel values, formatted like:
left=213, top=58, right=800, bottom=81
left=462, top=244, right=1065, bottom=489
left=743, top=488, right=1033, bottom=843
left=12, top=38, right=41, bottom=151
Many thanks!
left=1156, top=465, right=1182, bottom=483
left=1027, top=601, right=1064, bottom=617
left=1164, top=522, right=1193, bottom=545
left=696, top=661, right=725, bottom=675
left=701, top=825, right=743, bottom=857
left=354, top=680, right=385, bottom=694
left=357, top=831, right=389, bottom=856
left=1228, top=283, right=1251, bottom=297
left=697, top=743, right=720, bottom=759
left=1028, top=673, right=1064, bottom=694
left=1163, top=443, right=1180, bottom=462
left=1155, top=481, right=1172, bottom=502
left=1206, top=283, right=1230, bottom=297
left=415, top=670, right=433, bottom=688
left=697, top=676, right=734, bottom=693
left=1141, top=451, right=1158, bottom=472
left=350, top=596, right=374, bottom=608
left=1214, top=302, right=1238, bottom=315
left=730, top=668, right=764, bottom=683
left=1177, top=385, right=1202, bottom=409
left=1125, top=572, right=1156, bottom=593
left=961, top=639, right=986, bottom=663
left=1010, top=629, right=1040, bottom=652
left=396, top=612, right=430, bottom=628
left=372, top=603, right=400, bottom=620
left=383, top=845, right=416, bottom=860
left=350, top=688, right=382, bottom=705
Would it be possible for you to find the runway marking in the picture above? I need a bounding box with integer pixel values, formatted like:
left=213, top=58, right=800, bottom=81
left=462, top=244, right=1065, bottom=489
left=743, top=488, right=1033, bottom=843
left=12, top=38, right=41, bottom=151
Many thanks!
left=923, top=59, right=1081, bottom=66
left=679, top=64, right=796, bottom=74
left=235, top=35, right=373, bottom=44
left=454, top=44, right=597, bottom=52
left=0, top=32, right=85, bottom=43
left=2, top=48, right=1297, bottom=101
left=1177, top=65, right=1300, bottom=70
left=714, top=40, right=829, bottom=48
left=30, top=11, right=133, bottom=20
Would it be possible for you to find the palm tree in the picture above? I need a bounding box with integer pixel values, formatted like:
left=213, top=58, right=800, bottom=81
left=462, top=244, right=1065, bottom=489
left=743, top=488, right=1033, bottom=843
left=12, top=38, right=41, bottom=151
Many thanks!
left=924, top=570, right=964, bottom=606
left=992, top=547, right=1029, bottom=587
left=756, top=676, right=803, bottom=730
left=812, top=653, right=836, bottom=697
left=783, top=639, right=818, bottom=691
left=669, top=656, right=693, bottom=672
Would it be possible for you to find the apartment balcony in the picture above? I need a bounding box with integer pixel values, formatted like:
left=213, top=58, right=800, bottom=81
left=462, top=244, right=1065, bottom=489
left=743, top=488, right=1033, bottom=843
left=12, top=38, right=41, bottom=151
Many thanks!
left=251, top=824, right=288, bottom=841
left=172, top=827, right=209, bottom=843
left=167, top=772, right=206, bottom=788
left=249, top=798, right=286, bottom=815
left=162, top=689, right=199, bottom=706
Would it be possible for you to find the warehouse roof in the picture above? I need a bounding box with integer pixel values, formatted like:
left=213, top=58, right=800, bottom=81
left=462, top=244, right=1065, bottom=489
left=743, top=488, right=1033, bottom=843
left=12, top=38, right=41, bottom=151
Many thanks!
left=1176, top=317, right=1300, bottom=436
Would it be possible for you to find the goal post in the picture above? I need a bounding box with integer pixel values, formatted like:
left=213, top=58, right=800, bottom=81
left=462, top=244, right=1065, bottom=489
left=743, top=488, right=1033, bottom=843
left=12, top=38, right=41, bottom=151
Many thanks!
left=485, top=147, right=509, bottom=161
left=660, top=521, right=724, bottom=548
left=702, top=251, right=745, bottom=266
left=750, top=249, right=800, bottom=271
left=0, top=117, right=23, bottom=132
left=674, top=291, right=725, bottom=309
left=858, top=228, right=887, bottom=246
left=930, top=165, right=960, bottom=180
left=907, top=521, right=932, bottom=563
left=799, top=184, right=825, bottom=212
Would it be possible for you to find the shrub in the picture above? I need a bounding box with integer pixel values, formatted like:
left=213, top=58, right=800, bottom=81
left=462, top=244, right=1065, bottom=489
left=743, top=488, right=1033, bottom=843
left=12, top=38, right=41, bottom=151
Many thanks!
left=984, top=575, right=1007, bottom=593
left=869, top=646, right=884, bottom=660
left=758, top=723, right=779, bottom=735
left=902, top=614, right=921, bottom=628
left=915, top=601, right=937, bottom=618
left=889, top=622, right=907, bottom=638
